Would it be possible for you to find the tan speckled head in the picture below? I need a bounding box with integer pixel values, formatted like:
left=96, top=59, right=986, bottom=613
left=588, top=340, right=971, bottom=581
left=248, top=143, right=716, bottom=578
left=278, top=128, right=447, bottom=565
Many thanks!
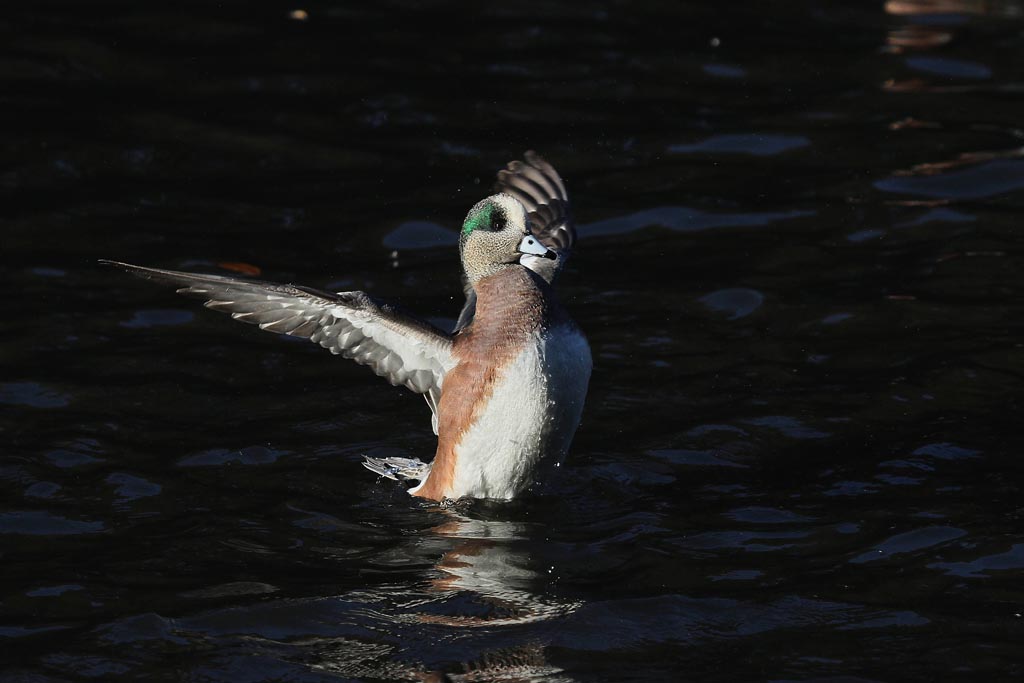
left=459, top=193, right=551, bottom=284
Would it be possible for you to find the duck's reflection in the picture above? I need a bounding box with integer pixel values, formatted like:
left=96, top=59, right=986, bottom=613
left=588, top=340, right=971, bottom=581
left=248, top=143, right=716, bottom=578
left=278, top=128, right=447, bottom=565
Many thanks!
left=416, top=512, right=580, bottom=627
left=308, top=507, right=579, bottom=681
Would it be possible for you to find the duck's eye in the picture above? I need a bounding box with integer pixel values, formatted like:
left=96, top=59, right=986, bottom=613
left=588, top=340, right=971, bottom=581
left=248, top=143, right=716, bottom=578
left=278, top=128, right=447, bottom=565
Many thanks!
left=488, top=211, right=506, bottom=232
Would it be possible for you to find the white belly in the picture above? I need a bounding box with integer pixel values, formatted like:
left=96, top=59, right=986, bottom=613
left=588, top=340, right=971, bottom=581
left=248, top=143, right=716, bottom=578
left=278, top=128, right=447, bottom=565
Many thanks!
left=448, top=325, right=591, bottom=500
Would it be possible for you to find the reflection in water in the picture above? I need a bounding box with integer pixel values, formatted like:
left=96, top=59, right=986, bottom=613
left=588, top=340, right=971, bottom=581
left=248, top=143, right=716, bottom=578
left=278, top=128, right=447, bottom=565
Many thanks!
left=304, top=511, right=577, bottom=680
left=668, top=134, right=810, bottom=157
left=885, top=0, right=1023, bottom=16
left=887, top=24, right=952, bottom=50
left=159, top=509, right=579, bottom=681
left=883, top=0, right=1023, bottom=91
left=881, top=0, right=1024, bottom=206
left=421, top=514, right=580, bottom=627
left=878, top=155, right=1024, bottom=200
left=890, top=147, right=1024, bottom=176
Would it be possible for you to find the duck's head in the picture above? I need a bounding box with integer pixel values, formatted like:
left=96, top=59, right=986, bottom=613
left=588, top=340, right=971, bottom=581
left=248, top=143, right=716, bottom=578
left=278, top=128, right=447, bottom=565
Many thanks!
left=459, top=193, right=555, bottom=284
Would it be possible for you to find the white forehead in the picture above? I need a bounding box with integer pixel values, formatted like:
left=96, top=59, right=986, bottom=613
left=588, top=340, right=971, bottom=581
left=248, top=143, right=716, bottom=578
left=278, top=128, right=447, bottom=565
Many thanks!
left=489, top=193, right=528, bottom=226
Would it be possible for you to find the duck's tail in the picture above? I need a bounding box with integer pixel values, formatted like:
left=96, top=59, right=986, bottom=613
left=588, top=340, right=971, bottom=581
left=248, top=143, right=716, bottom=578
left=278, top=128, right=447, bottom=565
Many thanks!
left=362, top=456, right=430, bottom=482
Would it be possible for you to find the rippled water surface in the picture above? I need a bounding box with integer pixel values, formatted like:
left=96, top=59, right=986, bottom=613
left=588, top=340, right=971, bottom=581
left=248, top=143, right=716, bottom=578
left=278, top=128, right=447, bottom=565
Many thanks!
left=4, top=2, right=1024, bottom=680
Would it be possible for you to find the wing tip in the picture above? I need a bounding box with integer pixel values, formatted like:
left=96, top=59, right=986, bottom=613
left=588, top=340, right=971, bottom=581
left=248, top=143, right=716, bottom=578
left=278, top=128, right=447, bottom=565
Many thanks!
left=99, top=259, right=131, bottom=270
left=98, top=259, right=165, bottom=281
left=523, top=149, right=545, bottom=166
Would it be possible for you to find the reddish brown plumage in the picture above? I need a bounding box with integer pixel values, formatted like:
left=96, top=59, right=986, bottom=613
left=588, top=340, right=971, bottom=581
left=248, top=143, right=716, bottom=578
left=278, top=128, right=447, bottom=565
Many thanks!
left=412, top=267, right=548, bottom=500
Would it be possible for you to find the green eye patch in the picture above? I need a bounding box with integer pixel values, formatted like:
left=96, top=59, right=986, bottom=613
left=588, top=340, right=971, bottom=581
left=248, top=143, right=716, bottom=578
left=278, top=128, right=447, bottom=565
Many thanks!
left=462, top=202, right=496, bottom=235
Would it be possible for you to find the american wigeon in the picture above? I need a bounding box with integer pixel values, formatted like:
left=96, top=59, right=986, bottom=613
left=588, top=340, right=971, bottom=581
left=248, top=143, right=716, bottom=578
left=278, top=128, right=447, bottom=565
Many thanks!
left=103, top=152, right=591, bottom=501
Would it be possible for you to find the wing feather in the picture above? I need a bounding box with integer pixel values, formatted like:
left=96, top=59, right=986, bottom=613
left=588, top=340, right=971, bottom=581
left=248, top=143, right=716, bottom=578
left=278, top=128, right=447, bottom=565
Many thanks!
left=495, top=150, right=575, bottom=253
left=102, top=261, right=453, bottom=429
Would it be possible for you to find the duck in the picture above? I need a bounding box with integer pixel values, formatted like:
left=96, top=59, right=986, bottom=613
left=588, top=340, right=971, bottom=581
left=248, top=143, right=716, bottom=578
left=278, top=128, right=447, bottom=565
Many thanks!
left=102, top=152, right=591, bottom=502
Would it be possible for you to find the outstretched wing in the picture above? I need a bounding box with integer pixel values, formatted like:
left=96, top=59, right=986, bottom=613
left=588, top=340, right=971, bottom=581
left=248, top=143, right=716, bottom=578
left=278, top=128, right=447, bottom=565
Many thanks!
left=495, top=150, right=575, bottom=253
left=102, top=261, right=454, bottom=431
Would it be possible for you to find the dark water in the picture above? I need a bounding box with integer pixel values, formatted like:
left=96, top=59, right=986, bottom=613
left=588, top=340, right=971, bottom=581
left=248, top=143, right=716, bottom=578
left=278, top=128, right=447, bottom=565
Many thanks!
left=4, top=1, right=1024, bottom=680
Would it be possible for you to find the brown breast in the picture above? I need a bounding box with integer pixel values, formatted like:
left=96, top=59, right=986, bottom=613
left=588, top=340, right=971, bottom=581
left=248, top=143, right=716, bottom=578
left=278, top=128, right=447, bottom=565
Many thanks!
left=412, top=267, right=549, bottom=500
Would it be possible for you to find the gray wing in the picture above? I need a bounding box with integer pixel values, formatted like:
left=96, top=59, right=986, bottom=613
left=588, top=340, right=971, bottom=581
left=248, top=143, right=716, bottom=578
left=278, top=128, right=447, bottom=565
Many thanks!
left=454, top=274, right=477, bottom=333
left=456, top=151, right=574, bottom=332
left=102, top=261, right=454, bottom=433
